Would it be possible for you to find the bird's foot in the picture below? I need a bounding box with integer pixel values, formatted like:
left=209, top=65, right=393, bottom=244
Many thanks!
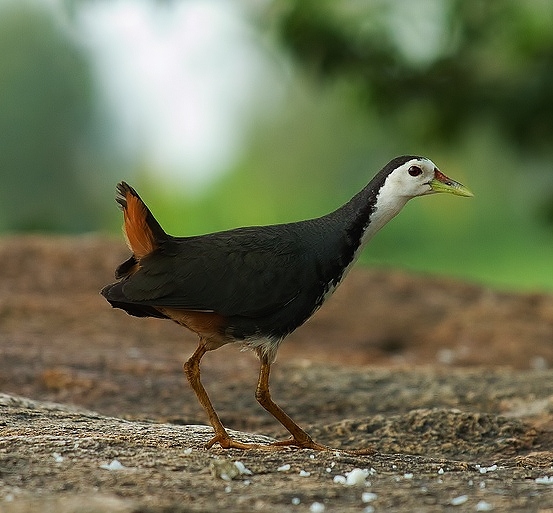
left=206, top=433, right=375, bottom=454
left=206, top=433, right=268, bottom=450
left=271, top=436, right=375, bottom=455
left=206, top=432, right=327, bottom=451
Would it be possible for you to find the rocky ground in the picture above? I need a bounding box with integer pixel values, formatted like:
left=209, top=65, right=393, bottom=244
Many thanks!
left=1, top=236, right=553, bottom=512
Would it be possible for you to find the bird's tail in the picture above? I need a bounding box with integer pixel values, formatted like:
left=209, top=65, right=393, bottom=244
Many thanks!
left=115, top=182, right=168, bottom=259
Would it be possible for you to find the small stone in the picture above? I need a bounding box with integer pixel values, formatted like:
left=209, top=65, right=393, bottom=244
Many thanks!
left=450, top=495, right=468, bottom=506
left=100, top=459, right=126, bottom=471
left=476, top=500, right=494, bottom=511
left=234, top=461, right=252, bottom=476
left=309, top=502, right=325, bottom=513
left=346, top=468, right=369, bottom=486
left=361, top=492, right=377, bottom=503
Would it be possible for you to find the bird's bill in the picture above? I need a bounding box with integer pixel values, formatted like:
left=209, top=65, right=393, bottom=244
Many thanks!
left=430, top=170, right=473, bottom=197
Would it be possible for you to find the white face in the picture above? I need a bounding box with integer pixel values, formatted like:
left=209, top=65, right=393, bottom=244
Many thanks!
left=384, top=157, right=437, bottom=198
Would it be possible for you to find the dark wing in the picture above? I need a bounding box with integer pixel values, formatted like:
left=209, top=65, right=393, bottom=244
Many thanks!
left=104, top=224, right=314, bottom=319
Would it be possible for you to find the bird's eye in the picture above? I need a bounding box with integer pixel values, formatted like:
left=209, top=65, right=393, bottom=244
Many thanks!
left=408, top=166, right=423, bottom=177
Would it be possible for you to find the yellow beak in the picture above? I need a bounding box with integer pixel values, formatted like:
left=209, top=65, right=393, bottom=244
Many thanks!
left=430, top=170, right=473, bottom=197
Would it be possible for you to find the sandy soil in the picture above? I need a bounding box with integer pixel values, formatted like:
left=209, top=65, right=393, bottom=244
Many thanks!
left=1, top=236, right=553, bottom=512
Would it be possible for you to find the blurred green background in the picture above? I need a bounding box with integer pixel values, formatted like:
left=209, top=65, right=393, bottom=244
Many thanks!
left=1, top=0, right=552, bottom=291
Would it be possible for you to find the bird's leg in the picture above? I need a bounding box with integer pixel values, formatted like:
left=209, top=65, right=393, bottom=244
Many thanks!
left=254, top=356, right=329, bottom=451
left=183, top=343, right=374, bottom=453
left=183, top=341, right=267, bottom=450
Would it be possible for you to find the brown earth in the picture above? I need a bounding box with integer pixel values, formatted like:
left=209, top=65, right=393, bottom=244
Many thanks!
left=2, top=236, right=553, bottom=512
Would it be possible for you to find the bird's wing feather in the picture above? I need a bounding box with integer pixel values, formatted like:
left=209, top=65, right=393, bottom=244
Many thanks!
left=118, top=225, right=312, bottom=318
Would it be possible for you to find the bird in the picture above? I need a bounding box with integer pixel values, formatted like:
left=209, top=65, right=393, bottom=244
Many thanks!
left=101, top=155, right=472, bottom=452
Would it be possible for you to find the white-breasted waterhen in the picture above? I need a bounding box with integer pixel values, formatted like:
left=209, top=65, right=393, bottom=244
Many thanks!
left=101, top=155, right=472, bottom=452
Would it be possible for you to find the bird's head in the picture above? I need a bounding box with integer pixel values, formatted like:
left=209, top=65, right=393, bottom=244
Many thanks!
left=384, top=156, right=473, bottom=199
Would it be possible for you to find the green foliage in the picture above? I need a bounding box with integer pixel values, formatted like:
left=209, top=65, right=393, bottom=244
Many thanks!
left=0, top=1, right=107, bottom=232
left=273, top=0, right=553, bottom=150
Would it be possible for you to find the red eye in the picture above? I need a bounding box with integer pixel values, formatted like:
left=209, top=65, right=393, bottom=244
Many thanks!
left=408, top=166, right=422, bottom=177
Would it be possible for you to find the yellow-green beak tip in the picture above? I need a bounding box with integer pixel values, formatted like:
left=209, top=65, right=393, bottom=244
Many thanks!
left=430, top=170, right=473, bottom=197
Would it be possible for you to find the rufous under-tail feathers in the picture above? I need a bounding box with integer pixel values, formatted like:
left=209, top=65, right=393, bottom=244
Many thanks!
left=116, top=182, right=167, bottom=260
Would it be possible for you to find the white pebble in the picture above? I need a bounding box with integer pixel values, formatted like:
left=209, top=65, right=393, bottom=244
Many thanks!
left=277, top=464, right=291, bottom=472
left=183, top=448, right=193, bottom=456
left=52, top=452, right=64, bottom=463
left=325, top=467, right=332, bottom=473
left=476, top=500, right=494, bottom=511
left=361, top=492, right=377, bottom=503
left=100, top=459, right=126, bottom=471
left=309, top=454, right=315, bottom=459
left=234, top=461, right=252, bottom=476
left=438, top=468, right=444, bottom=475
left=299, top=470, right=311, bottom=477
left=403, top=472, right=413, bottom=479
left=291, top=497, right=301, bottom=505
left=363, top=507, right=375, bottom=513
left=310, top=502, right=325, bottom=513
left=333, top=475, right=347, bottom=484
left=479, top=464, right=497, bottom=474
left=450, top=495, right=468, bottom=506
left=346, top=468, right=369, bottom=486
left=224, top=485, right=232, bottom=493
left=535, top=476, right=553, bottom=484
